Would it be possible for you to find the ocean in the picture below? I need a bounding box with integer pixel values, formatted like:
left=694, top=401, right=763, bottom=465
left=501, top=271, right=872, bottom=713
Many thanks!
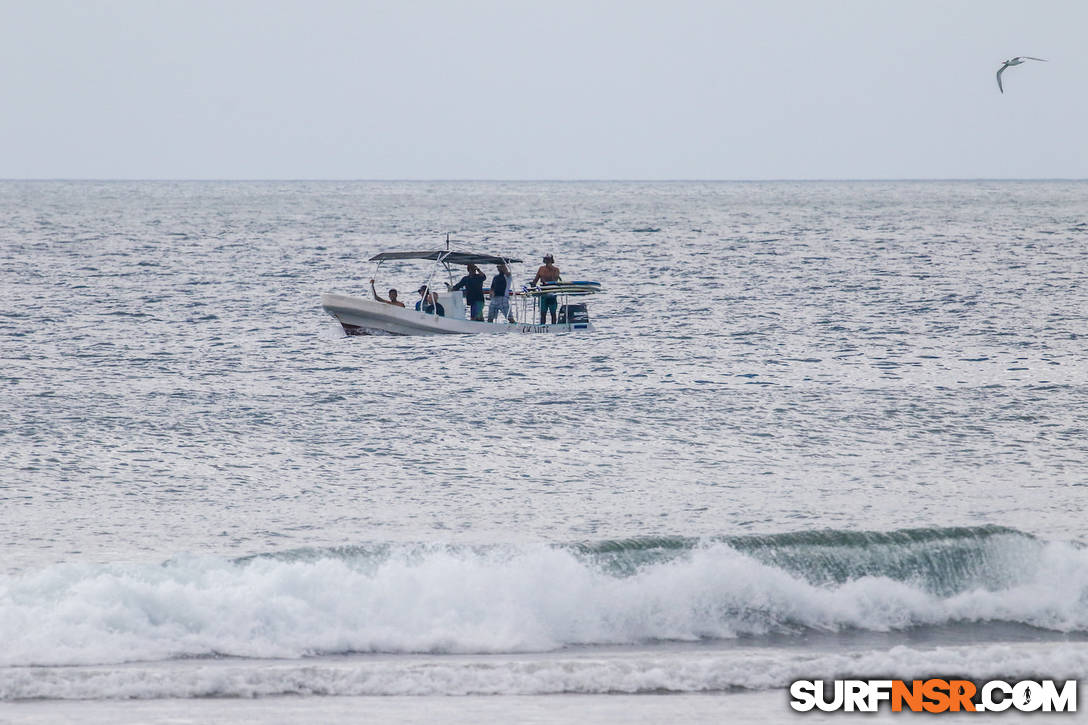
left=1, top=180, right=1086, bottom=723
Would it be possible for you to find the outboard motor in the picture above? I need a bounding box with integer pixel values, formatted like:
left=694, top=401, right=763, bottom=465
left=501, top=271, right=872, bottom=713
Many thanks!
left=558, top=303, right=589, bottom=324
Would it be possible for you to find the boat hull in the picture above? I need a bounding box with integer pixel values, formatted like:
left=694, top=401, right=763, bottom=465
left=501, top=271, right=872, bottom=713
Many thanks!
left=321, top=293, right=593, bottom=336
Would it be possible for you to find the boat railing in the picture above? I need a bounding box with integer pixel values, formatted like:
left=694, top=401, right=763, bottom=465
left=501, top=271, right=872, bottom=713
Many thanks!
left=367, top=251, right=599, bottom=325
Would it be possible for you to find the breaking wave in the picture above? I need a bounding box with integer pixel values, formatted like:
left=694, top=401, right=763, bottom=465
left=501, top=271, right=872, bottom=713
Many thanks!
left=1, top=526, right=1085, bottom=669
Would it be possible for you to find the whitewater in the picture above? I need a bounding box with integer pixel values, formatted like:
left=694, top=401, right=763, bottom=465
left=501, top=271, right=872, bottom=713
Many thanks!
left=1, top=181, right=1086, bottom=722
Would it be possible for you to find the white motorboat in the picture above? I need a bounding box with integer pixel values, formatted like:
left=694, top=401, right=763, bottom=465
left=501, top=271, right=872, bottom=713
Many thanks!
left=321, top=247, right=601, bottom=336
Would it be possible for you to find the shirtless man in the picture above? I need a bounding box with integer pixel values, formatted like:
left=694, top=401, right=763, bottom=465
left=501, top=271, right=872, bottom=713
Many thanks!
left=530, top=254, right=561, bottom=324
left=370, top=279, right=405, bottom=307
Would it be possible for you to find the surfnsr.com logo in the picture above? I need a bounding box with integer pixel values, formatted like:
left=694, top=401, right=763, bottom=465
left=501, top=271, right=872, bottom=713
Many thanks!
left=790, top=679, right=1077, bottom=713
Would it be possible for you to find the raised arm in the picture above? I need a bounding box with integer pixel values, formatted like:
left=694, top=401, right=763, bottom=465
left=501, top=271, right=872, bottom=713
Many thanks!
left=370, top=279, right=389, bottom=304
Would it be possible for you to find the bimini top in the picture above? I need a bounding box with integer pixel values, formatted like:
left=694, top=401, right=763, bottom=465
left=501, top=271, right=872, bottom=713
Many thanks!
left=369, top=250, right=522, bottom=265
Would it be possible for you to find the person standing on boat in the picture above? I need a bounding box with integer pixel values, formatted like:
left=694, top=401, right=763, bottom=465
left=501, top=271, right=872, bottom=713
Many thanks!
left=531, top=254, right=561, bottom=324
left=414, top=286, right=445, bottom=316
left=370, top=279, right=405, bottom=307
left=450, top=264, right=487, bottom=321
left=487, top=263, right=515, bottom=323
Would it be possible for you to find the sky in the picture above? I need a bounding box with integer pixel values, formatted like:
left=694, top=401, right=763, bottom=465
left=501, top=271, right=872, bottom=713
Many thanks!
left=1, top=0, right=1085, bottom=179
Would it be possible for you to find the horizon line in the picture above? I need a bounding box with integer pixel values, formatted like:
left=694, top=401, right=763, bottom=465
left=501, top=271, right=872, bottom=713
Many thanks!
left=1, top=177, right=1087, bottom=183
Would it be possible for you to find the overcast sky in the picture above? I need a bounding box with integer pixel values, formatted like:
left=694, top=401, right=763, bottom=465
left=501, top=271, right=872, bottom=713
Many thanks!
left=1, top=0, right=1085, bottom=179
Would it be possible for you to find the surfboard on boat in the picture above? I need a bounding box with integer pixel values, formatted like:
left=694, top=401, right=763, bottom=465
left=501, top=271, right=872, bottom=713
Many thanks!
left=522, top=281, right=602, bottom=296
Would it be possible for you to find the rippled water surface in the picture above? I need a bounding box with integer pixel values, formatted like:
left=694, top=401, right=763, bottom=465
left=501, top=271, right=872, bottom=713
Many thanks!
left=1, top=181, right=1086, bottom=719
left=4, top=181, right=1086, bottom=568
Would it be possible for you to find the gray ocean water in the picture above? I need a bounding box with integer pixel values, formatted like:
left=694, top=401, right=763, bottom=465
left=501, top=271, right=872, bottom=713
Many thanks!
left=1, top=181, right=1087, bottom=723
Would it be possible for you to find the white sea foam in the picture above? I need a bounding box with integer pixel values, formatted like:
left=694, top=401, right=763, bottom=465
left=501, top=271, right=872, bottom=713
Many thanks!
left=3, top=643, right=1086, bottom=700
left=1, top=537, right=1086, bottom=669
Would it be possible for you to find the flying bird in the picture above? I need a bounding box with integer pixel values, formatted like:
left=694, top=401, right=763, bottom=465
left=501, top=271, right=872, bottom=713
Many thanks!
left=996, top=56, right=1047, bottom=93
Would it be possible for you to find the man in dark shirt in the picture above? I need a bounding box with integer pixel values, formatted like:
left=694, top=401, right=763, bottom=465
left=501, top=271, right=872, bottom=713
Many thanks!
left=488, top=263, right=515, bottom=323
left=414, top=286, right=445, bottom=316
left=450, top=264, right=487, bottom=321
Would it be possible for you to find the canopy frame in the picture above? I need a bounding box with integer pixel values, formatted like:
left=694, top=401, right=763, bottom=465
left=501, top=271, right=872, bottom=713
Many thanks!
left=369, top=250, right=522, bottom=266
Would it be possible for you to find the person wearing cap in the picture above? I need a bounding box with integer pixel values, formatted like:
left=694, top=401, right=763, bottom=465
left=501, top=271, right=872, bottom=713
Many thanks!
left=450, top=263, right=488, bottom=321
left=414, top=285, right=445, bottom=316
left=531, top=254, right=561, bottom=324
left=487, top=263, right=515, bottom=323
left=370, top=279, right=405, bottom=307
